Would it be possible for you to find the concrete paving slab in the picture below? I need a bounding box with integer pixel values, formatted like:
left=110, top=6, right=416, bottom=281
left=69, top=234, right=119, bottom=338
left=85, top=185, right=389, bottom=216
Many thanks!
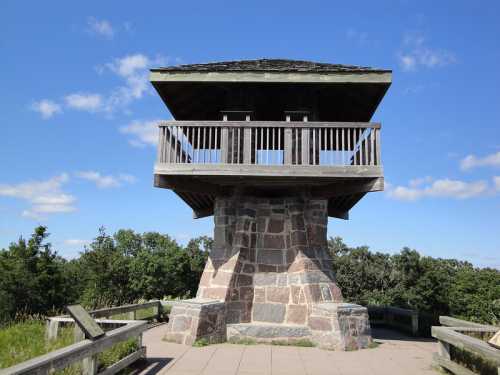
left=138, top=324, right=438, bottom=375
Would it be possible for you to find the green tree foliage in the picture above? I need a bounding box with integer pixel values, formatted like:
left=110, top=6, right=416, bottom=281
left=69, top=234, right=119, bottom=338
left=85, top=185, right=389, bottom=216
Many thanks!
left=329, top=237, right=500, bottom=325
left=0, top=227, right=70, bottom=322
left=1, top=227, right=498, bottom=326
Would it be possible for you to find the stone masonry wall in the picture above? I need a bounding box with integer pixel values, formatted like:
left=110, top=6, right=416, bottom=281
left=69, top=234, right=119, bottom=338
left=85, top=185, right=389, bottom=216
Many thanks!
left=196, top=194, right=343, bottom=326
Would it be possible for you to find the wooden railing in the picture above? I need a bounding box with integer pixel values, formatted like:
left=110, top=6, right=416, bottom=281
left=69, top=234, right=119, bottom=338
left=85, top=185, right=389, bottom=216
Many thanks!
left=157, top=121, right=381, bottom=167
left=432, top=316, right=500, bottom=375
left=1, top=301, right=171, bottom=375
left=368, top=306, right=419, bottom=336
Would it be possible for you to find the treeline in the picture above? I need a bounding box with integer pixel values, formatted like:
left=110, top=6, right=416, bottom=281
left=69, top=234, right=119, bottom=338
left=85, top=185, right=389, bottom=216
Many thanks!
left=329, top=237, right=500, bottom=325
left=0, top=226, right=209, bottom=324
left=0, top=227, right=498, bottom=326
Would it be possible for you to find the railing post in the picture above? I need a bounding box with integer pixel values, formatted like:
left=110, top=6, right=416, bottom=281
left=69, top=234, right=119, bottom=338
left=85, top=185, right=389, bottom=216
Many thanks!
left=284, top=128, right=292, bottom=165
left=375, top=127, right=381, bottom=166
left=221, top=127, right=229, bottom=164
left=74, top=324, right=85, bottom=342
left=128, top=310, right=136, bottom=320
left=437, top=340, right=451, bottom=361
left=243, top=127, right=252, bottom=164
left=46, top=319, right=59, bottom=341
left=411, top=311, right=419, bottom=336
left=82, top=355, right=98, bottom=375
left=301, top=128, right=310, bottom=165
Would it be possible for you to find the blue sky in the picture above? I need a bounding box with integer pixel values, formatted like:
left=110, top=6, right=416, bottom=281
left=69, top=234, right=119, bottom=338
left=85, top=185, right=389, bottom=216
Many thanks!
left=1, top=1, right=499, bottom=267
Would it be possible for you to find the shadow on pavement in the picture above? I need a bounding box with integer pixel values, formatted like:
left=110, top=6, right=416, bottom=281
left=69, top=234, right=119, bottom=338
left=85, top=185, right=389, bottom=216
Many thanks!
left=371, top=327, right=436, bottom=343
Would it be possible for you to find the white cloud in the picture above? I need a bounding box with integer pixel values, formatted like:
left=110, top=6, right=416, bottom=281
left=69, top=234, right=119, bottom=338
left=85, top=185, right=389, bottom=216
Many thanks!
left=31, top=53, right=169, bottom=117
left=494, top=176, right=500, bottom=191
left=65, top=93, right=103, bottom=112
left=387, top=177, right=490, bottom=201
left=63, top=239, right=90, bottom=247
left=0, top=174, right=76, bottom=219
left=398, top=33, right=456, bottom=71
left=31, top=99, right=62, bottom=119
left=87, top=17, right=114, bottom=39
left=120, top=119, right=159, bottom=147
left=408, top=176, right=433, bottom=188
left=102, top=54, right=166, bottom=112
left=460, top=151, right=500, bottom=171
left=75, top=171, right=136, bottom=188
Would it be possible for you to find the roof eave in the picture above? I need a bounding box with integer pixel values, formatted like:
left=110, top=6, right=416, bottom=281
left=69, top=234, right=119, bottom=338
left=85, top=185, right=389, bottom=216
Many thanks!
left=149, top=70, right=392, bottom=85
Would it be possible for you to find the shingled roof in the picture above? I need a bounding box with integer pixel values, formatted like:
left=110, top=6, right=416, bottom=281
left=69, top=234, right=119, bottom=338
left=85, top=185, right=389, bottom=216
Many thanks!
left=151, top=58, right=390, bottom=73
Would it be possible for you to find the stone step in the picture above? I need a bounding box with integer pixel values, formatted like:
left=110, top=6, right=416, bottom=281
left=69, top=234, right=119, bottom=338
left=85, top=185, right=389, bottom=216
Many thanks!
left=227, top=323, right=312, bottom=341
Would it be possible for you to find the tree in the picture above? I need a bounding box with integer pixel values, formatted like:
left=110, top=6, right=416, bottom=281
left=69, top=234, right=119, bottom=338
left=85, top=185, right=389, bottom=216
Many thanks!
left=0, top=226, right=70, bottom=323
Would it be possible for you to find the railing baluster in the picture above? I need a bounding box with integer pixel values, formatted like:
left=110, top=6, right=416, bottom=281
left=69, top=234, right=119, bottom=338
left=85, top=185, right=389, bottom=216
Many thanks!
left=364, top=130, right=369, bottom=165
left=238, top=127, right=241, bottom=164
left=278, top=127, right=282, bottom=164
left=370, top=128, right=375, bottom=165
left=208, top=126, right=212, bottom=163
left=347, top=127, right=351, bottom=165
left=329, top=128, right=333, bottom=166
left=254, top=128, right=258, bottom=164
left=375, top=127, right=381, bottom=166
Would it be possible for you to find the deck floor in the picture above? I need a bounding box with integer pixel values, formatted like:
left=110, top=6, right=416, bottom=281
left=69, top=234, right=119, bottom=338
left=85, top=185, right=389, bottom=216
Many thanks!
left=137, top=324, right=438, bottom=375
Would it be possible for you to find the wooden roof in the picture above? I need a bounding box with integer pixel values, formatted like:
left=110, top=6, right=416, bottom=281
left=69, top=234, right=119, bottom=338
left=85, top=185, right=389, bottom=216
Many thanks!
left=151, top=58, right=390, bottom=74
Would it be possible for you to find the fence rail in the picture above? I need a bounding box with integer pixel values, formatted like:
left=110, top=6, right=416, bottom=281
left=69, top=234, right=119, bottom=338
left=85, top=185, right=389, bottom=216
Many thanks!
left=432, top=316, right=500, bottom=375
left=368, top=306, right=419, bottom=336
left=1, top=301, right=170, bottom=375
left=157, top=121, right=381, bottom=168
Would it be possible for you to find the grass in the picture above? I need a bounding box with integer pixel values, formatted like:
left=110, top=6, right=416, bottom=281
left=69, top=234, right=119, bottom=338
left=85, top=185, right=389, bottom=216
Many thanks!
left=192, top=338, right=210, bottom=347
left=0, top=320, right=140, bottom=373
left=271, top=339, right=315, bottom=347
left=227, top=337, right=258, bottom=345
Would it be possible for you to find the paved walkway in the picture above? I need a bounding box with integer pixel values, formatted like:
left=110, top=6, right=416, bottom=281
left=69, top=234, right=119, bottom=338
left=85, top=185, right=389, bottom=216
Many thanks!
left=137, top=324, right=438, bottom=375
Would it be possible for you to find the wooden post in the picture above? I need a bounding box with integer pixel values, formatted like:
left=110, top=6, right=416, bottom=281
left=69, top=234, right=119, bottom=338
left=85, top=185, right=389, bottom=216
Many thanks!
left=374, top=128, right=380, bottom=165
left=221, top=128, right=229, bottom=164
left=284, top=128, right=292, bottom=165
left=74, top=324, right=85, bottom=342
left=411, top=311, right=419, bottom=336
left=437, top=340, right=451, bottom=360
left=82, top=355, right=98, bottom=375
left=301, top=128, right=310, bottom=165
left=46, top=319, right=59, bottom=341
left=243, top=128, right=252, bottom=164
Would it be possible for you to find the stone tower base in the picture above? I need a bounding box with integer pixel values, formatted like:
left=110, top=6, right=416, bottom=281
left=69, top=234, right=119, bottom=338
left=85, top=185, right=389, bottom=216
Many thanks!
left=165, top=194, right=372, bottom=350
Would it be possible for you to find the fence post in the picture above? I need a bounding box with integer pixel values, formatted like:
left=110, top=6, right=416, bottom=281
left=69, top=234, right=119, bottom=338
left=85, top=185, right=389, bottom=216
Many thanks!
left=411, top=311, right=419, bottom=336
left=128, top=310, right=136, bottom=320
left=46, top=319, right=59, bottom=341
left=82, top=355, right=99, bottom=375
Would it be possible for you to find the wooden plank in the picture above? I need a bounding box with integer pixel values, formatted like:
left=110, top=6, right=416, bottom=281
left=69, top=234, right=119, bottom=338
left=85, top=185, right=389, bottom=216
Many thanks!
left=98, top=347, right=146, bottom=375
left=432, top=326, right=500, bottom=365
left=311, top=177, right=384, bottom=197
left=220, top=127, right=229, bottom=164
left=66, top=305, right=105, bottom=341
left=243, top=128, right=252, bottom=164
left=433, top=353, right=477, bottom=375
left=1, top=321, right=147, bottom=375
left=158, top=121, right=381, bottom=129
left=440, top=316, right=499, bottom=330
left=155, top=163, right=383, bottom=178
left=301, top=128, right=310, bottom=165
left=150, top=70, right=393, bottom=84
left=375, top=128, right=381, bottom=165
left=284, top=128, right=292, bottom=165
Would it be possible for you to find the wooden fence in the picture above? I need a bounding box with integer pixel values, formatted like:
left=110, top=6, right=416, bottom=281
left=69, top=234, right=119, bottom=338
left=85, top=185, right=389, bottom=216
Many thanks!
left=157, top=121, right=381, bottom=167
left=1, top=300, right=171, bottom=375
left=432, top=316, right=500, bottom=375
left=368, top=305, right=419, bottom=336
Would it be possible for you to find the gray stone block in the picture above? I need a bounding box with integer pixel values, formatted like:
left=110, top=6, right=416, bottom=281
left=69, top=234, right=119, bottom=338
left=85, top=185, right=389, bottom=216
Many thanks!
left=253, top=303, right=286, bottom=323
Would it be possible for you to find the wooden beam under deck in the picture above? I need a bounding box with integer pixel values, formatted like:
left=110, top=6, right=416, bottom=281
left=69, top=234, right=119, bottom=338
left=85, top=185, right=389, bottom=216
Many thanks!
left=155, top=164, right=383, bottom=179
